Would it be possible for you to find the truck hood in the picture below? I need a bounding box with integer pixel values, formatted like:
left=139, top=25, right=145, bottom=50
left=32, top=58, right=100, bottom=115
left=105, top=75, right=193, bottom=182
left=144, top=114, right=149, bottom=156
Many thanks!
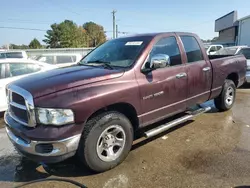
left=11, top=65, right=124, bottom=98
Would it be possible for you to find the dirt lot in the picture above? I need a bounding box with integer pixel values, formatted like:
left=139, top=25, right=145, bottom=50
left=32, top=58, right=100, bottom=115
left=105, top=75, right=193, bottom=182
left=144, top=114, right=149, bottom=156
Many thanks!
left=1, top=88, right=250, bottom=188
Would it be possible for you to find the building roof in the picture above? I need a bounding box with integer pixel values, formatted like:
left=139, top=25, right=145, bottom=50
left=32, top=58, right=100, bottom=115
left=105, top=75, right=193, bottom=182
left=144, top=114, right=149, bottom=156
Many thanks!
left=238, top=14, right=250, bottom=21
left=215, top=10, right=237, bottom=21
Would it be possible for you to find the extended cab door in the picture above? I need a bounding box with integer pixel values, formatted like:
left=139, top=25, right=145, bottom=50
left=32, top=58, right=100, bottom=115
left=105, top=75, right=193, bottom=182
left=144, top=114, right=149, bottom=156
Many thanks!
left=178, top=35, right=212, bottom=106
left=137, top=35, right=188, bottom=126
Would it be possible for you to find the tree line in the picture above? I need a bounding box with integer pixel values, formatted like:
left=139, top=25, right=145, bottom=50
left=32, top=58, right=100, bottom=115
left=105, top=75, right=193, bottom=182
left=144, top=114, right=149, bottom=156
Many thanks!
left=8, top=20, right=106, bottom=49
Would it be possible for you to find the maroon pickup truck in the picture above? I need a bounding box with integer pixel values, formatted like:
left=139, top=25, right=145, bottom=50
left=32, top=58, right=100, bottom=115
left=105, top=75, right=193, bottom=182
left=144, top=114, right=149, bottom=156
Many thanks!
left=4, top=32, right=246, bottom=172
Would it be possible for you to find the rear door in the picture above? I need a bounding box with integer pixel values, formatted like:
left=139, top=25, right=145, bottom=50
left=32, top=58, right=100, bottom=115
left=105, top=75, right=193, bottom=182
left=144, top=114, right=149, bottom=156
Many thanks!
left=179, top=35, right=212, bottom=106
left=138, top=35, right=188, bottom=125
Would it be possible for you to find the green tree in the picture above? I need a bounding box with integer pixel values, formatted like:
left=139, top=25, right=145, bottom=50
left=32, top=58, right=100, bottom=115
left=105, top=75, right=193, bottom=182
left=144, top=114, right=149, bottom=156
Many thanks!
left=83, top=22, right=106, bottom=47
left=43, top=20, right=88, bottom=48
left=9, top=44, right=29, bottom=49
left=29, top=38, right=42, bottom=49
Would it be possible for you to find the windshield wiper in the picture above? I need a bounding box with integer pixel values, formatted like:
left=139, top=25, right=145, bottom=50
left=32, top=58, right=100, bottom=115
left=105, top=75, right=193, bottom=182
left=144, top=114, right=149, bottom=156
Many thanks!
left=85, top=60, right=114, bottom=70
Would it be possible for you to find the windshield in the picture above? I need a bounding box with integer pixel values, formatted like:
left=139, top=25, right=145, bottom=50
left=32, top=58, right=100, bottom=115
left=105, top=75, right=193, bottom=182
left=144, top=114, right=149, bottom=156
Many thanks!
left=79, top=36, right=152, bottom=68
left=236, top=48, right=250, bottom=59
left=214, top=47, right=238, bottom=55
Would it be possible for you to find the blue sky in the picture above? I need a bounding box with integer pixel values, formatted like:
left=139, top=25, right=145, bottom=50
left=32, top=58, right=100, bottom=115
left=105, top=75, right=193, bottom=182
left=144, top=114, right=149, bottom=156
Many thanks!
left=1, top=0, right=250, bottom=45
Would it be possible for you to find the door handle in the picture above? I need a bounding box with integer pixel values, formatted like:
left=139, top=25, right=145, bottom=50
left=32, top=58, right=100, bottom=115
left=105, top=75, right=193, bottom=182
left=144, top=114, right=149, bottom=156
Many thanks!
left=203, top=67, right=211, bottom=72
left=176, top=73, right=187, bottom=79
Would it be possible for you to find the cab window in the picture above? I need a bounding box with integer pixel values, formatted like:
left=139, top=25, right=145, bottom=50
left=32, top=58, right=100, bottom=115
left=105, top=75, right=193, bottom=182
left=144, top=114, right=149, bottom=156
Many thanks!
left=180, top=36, right=204, bottom=63
left=148, top=36, right=182, bottom=67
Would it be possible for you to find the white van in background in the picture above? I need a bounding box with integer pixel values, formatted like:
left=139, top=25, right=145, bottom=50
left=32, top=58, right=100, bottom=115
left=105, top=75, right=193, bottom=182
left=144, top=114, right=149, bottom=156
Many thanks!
left=36, top=53, right=83, bottom=67
left=204, top=44, right=224, bottom=55
left=0, top=51, right=28, bottom=59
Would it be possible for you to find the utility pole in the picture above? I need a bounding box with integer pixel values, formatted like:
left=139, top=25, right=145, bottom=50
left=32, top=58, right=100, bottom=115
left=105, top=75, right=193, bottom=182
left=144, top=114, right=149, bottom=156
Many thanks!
left=116, top=24, right=118, bottom=38
left=111, top=10, right=116, bottom=39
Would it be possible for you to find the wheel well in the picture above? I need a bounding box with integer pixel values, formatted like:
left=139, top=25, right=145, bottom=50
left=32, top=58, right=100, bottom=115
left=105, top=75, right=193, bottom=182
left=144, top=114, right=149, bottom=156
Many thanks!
left=87, top=103, right=139, bottom=131
left=226, top=73, right=239, bottom=87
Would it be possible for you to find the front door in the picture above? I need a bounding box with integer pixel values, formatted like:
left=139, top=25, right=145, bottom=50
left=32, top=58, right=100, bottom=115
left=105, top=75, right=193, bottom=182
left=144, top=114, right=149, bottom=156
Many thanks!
left=137, top=35, right=188, bottom=126
left=179, top=35, right=212, bottom=106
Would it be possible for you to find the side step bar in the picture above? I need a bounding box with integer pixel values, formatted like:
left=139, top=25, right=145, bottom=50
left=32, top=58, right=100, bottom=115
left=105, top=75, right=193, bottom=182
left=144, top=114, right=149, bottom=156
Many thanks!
left=144, top=106, right=211, bottom=138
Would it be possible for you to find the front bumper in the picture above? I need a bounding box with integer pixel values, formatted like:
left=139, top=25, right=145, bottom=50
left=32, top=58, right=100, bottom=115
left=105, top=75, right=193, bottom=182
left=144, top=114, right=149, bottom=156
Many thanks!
left=246, top=71, right=250, bottom=83
left=5, top=113, right=81, bottom=163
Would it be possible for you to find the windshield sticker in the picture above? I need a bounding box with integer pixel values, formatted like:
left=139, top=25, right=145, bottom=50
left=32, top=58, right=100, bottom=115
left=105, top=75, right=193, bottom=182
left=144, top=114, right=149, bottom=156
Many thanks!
left=125, top=41, right=143, bottom=46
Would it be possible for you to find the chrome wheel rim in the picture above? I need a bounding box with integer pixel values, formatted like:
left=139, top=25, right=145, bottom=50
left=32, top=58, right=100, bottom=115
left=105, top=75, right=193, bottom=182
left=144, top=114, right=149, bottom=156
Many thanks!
left=96, top=125, right=126, bottom=162
left=225, top=86, right=234, bottom=106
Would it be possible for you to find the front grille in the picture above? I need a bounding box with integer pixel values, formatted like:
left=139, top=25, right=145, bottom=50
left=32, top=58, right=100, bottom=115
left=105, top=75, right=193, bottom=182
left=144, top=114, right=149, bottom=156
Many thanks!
left=10, top=105, right=28, bottom=123
left=12, top=92, right=25, bottom=105
left=6, top=85, right=36, bottom=127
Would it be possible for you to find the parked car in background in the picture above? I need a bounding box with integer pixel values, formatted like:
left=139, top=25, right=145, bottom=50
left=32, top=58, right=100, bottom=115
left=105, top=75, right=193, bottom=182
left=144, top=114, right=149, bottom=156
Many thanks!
left=4, top=32, right=246, bottom=173
left=235, top=47, right=250, bottom=83
left=0, top=59, right=56, bottom=112
left=36, top=53, right=82, bottom=67
left=0, top=51, right=28, bottom=59
left=214, top=46, right=248, bottom=55
left=204, top=44, right=223, bottom=55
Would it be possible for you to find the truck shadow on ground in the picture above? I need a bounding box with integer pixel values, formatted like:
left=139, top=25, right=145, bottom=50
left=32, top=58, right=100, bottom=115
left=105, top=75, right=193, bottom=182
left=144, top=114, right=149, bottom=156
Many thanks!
left=239, top=83, right=250, bottom=89
left=132, top=115, right=194, bottom=151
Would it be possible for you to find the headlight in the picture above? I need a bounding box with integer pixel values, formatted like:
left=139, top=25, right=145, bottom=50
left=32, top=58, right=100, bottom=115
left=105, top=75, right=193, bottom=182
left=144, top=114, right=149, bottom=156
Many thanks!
left=36, top=108, right=74, bottom=126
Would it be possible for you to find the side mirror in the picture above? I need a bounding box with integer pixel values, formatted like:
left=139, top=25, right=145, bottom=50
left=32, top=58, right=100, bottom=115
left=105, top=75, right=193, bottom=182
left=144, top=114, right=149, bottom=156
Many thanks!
left=209, top=49, right=216, bottom=53
left=150, top=54, right=170, bottom=69
left=141, top=54, right=170, bottom=74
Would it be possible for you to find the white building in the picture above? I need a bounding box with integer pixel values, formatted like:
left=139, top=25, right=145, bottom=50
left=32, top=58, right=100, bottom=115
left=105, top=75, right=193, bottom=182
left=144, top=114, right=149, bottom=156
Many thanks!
left=237, top=15, right=250, bottom=46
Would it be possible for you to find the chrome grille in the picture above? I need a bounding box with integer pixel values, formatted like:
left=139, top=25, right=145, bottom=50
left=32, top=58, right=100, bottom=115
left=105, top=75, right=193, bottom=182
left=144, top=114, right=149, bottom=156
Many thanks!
left=7, top=84, right=36, bottom=127
left=10, top=105, right=28, bottom=123
left=12, top=92, right=25, bottom=105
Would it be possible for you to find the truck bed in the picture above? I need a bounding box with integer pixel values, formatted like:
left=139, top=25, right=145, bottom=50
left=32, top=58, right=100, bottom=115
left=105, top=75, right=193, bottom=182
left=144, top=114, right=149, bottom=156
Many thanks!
left=209, top=54, right=246, bottom=99
left=208, top=54, right=234, bottom=60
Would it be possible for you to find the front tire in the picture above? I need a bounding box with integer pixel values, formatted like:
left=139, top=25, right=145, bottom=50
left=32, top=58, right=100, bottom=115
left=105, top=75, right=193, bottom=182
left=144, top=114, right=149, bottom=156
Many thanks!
left=214, top=79, right=236, bottom=111
left=77, top=111, right=133, bottom=172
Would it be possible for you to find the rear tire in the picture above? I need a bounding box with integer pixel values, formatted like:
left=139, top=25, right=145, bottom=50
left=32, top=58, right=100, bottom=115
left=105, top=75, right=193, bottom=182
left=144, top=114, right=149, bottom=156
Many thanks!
left=214, top=79, right=236, bottom=111
left=77, top=111, right=133, bottom=172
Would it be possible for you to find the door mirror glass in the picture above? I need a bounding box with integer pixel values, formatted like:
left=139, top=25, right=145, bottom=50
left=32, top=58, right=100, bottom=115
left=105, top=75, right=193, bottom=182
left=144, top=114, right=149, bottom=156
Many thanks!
left=150, top=54, right=170, bottom=69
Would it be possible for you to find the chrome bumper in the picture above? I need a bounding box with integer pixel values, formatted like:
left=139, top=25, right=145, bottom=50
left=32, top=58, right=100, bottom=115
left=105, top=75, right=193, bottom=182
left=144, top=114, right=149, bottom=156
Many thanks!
left=6, top=127, right=81, bottom=157
left=246, top=71, right=250, bottom=83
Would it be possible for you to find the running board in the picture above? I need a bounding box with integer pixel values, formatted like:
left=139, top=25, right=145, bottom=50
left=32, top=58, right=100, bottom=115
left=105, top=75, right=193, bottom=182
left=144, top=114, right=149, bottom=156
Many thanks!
left=144, top=107, right=211, bottom=138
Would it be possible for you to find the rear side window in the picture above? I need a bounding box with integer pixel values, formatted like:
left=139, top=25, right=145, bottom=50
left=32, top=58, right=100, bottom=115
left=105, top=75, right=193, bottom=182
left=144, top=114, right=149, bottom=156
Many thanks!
left=38, top=56, right=54, bottom=64
left=149, top=36, right=182, bottom=66
left=56, top=56, right=73, bottom=64
left=0, top=53, right=5, bottom=58
left=8, top=63, right=41, bottom=77
left=180, top=36, right=204, bottom=63
left=217, top=46, right=222, bottom=50
left=6, top=52, right=23, bottom=58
